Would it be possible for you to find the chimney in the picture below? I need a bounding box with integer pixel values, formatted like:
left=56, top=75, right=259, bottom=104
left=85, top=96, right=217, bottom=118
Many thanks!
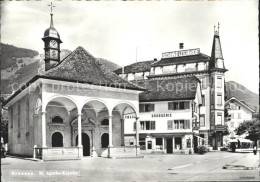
left=179, top=43, right=184, bottom=49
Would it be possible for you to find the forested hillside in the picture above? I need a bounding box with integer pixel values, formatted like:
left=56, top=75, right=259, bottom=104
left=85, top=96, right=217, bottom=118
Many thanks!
left=1, top=43, right=39, bottom=69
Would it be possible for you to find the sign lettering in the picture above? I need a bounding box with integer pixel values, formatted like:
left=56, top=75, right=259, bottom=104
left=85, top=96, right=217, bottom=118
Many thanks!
left=162, top=48, right=200, bottom=59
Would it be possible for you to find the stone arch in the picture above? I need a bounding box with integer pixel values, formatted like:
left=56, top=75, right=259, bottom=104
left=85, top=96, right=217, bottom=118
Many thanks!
left=51, top=131, right=64, bottom=147
left=43, top=94, right=79, bottom=112
left=100, top=132, right=109, bottom=148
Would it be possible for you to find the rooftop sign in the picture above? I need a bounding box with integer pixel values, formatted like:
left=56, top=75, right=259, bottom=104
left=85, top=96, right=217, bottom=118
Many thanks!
left=162, top=48, right=200, bottom=59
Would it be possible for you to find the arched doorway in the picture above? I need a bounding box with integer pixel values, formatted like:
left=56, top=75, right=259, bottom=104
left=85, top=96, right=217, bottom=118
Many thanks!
left=76, top=133, right=90, bottom=156
left=101, top=133, right=109, bottom=148
left=52, top=132, right=63, bottom=147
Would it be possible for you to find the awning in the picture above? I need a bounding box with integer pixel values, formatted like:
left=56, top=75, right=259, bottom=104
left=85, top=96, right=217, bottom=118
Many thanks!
left=238, top=139, right=253, bottom=143
left=228, top=139, right=238, bottom=143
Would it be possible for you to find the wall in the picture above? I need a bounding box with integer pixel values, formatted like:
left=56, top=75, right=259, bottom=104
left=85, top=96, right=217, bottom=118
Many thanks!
left=8, top=86, right=41, bottom=157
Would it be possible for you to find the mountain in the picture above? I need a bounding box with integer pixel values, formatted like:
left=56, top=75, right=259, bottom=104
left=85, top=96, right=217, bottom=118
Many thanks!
left=96, top=58, right=121, bottom=72
left=225, top=81, right=259, bottom=111
left=0, top=43, right=39, bottom=70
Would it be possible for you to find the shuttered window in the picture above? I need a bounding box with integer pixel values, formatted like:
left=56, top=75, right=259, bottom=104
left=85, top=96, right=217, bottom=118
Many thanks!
left=140, top=121, right=155, bottom=130
left=168, top=120, right=173, bottom=130
left=168, top=101, right=190, bottom=110
left=139, top=104, right=155, bottom=112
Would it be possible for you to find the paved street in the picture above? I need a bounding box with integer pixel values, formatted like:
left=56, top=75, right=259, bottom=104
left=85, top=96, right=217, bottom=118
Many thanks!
left=1, top=151, right=259, bottom=182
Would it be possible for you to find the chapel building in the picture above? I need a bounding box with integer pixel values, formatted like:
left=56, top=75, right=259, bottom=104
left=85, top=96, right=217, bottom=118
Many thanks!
left=4, top=12, right=146, bottom=160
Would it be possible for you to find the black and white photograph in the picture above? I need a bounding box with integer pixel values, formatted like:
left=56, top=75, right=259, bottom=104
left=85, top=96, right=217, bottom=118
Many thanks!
left=0, top=0, right=259, bottom=181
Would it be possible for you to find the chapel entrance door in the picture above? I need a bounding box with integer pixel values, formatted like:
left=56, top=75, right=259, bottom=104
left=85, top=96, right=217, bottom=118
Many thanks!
left=76, top=133, right=90, bottom=156
left=166, top=139, right=173, bottom=153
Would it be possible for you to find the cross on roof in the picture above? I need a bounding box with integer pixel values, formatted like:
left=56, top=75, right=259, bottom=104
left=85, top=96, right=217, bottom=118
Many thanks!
left=48, top=2, right=55, bottom=14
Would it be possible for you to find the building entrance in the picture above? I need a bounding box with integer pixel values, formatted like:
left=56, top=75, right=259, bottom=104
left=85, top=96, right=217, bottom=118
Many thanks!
left=76, top=133, right=90, bottom=156
left=166, top=139, right=173, bottom=153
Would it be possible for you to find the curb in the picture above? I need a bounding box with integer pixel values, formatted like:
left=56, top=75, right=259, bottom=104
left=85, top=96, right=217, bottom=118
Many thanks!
left=5, top=155, right=41, bottom=162
left=223, top=165, right=258, bottom=170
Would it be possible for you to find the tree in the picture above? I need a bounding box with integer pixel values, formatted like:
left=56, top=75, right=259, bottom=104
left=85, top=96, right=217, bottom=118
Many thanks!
left=235, top=119, right=260, bottom=145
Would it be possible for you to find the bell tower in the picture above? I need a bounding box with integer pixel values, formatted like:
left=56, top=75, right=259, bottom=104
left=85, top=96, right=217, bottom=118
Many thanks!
left=42, top=2, right=62, bottom=71
left=209, top=23, right=228, bottom=149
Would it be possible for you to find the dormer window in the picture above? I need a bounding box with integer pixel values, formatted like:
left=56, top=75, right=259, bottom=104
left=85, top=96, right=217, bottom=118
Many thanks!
left=52, top=116, right=63, bottom=123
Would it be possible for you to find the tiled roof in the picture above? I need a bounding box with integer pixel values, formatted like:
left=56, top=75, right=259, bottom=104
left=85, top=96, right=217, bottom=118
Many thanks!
left=41, top=46, right=144, bottom=91
left=114, top=60, right=156, bottom=74
left=152, top=53, right=210, bottom=67
left=136, top=76, right=200, bottom=102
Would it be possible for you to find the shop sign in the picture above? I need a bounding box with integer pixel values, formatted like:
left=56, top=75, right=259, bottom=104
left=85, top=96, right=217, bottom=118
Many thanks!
left=124, top=115, right=136, bottom=119
left=151, top=113, right=172, bottom=118
left=162, top=48, right=200, bottom=59
left=215, top=125, right=226, bottom=131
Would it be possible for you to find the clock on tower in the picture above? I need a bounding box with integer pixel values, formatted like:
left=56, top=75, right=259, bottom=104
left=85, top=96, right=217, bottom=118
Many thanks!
left=42, top=7, right=62, bottom=71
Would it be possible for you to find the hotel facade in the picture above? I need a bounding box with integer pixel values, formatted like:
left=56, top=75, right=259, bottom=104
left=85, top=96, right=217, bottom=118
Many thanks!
left=115, top=27, right=228, bottom=152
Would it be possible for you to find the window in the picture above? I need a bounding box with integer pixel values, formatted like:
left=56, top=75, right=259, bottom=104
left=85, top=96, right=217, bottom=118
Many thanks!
left=168, top=101, right=189, bottom=110
left=238, top=113, right=241, bottom=119
left=200, top=78, right=206, bottom=89
left=139, top=104, right=155, bottom=112
left=179, top=102, right=185, bottom=109
left=179, top=120, right=184, bottom=129
left=172, top=120, right=190, bottom=129
left=10, top=107, right=13, bottom=128
left=216, top=113, right=222, bottom=125
left=139, top=138, right=146, bottom=150
left=18, top=104, right=21, bottom=136
left=211, top=94, right=214, bottom=105
left=26, top=99, right=29, bottom=134
left=140, top=121, right=155, bottom=130
left=217, top=77, right=222, bottom=88
left=101, top=119, right=109, bottom=125
left=167, top=120, right=173, bottom=130
left=156, top=138, right=163, bottom=145
left=200, top=114, right=205, bottom=127
left=202, top=95, right=205, bottom=106
left=217, top=94, right=222, bottom=106
left=52, top=132, right=63, bottom=147
left=174, top=120, right=179, bottom=129
left=231, top=122, right=234, bottom=127
left=52, top=116, right=63, bottom=123
left=101, top=133, right=109, bottom=148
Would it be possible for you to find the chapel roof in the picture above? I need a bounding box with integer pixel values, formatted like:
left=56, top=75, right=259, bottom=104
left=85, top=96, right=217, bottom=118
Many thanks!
left=40, top=46, right=145, bottom=90
left=135, top=76, right=200, bottom=102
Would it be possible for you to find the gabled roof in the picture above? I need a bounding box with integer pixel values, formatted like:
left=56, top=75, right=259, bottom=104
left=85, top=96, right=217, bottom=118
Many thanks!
left=152, top=53, right=210, bottom=67
left=41, top=46, right=144, bottom=90
left=4, top=47, right=145, bottom=106
left=136, top=76, right=200, bottom=102
left=114, top=60, right=156, bottom=74
left=225, top=96, right=255, bottom=113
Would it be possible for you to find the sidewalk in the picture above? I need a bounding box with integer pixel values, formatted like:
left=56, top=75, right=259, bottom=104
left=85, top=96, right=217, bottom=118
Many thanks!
left=223, top=152, right=260, bottom=170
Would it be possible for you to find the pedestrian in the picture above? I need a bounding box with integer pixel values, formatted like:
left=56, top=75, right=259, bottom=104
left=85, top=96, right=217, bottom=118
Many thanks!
left=253, top=145, right=257, bottom=155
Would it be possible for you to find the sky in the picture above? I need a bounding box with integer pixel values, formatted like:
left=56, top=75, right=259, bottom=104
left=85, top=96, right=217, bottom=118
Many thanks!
left=1, top=0, right=259, bottom=93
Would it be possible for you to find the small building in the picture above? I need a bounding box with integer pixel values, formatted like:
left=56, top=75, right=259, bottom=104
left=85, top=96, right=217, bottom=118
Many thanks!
left=124, top=76, right=202, bottom=154
left=224, top=97, right=255, bottom=148
left=4, top=12, right=145, bottom=160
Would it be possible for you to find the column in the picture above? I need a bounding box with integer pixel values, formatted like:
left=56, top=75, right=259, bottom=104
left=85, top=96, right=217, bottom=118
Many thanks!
left=109, top=115, right=113, bottom=147
left=41, top=111, right=47, bottom=147
left=135, top=117, right=140, bottom=146
left=121, top=119, right=125, bottom=146
left=77, top=114, right=82, bottom=147
left=162, top=137, right=165, bottom=151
